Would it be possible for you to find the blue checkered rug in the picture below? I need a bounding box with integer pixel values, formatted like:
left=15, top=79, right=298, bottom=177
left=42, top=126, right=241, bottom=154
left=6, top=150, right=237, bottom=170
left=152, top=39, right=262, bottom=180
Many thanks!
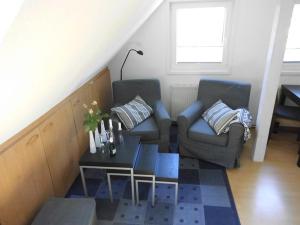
left=66, top=127, right=240, bottom=225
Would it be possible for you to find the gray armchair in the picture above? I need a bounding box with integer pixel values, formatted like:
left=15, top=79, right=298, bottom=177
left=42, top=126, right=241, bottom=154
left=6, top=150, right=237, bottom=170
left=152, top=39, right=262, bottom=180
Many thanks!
left=177, top=79, right=251, bottom=168
left=112, top=79, right=171, bottom=152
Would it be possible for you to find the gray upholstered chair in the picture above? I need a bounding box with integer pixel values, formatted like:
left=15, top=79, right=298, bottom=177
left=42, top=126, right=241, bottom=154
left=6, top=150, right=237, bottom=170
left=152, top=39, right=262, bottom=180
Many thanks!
left=112, top=79, right=171, bottom=152
left=177, top=79, right=251, bottom=168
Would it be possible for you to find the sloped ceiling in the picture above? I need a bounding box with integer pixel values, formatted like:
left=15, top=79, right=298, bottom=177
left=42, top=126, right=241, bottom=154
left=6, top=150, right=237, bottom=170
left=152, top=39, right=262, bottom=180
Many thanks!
left=0, top=0, right=24, bottom=44
left=0, top=0, right=163, bottom=144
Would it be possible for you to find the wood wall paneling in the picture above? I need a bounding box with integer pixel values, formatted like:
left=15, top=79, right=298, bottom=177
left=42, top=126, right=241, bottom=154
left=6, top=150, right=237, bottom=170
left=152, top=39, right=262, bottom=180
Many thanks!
left=90, top=69, right=112, bottom=113
left=70, top=68, right=112, bottom=157
left=70, top=84, right=93, bottom=157
left=39, top=102, right=79, bottom=197
left=0, top=68, right=112, bottom=154
left=0, top=68, right=113, bottom=225
left=0, top=129, right=54, bottom=225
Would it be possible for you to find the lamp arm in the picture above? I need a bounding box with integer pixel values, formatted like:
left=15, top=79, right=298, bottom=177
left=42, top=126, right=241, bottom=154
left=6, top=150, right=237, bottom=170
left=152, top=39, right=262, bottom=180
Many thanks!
left=120, top=49, right=136, bottom=80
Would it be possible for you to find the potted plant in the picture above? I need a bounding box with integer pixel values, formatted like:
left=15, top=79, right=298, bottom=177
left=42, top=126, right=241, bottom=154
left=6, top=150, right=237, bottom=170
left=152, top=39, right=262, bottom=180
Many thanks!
left=83, top=100, right=109, bottom=153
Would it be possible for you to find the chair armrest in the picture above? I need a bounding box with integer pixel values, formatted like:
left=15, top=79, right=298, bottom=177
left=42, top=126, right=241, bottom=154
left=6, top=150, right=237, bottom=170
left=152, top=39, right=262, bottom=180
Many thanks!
left=228, top=123, right=244, bottom=145
left=153, top=100, right=171, bottom=131
left=177, top=101, right=204, bottom=136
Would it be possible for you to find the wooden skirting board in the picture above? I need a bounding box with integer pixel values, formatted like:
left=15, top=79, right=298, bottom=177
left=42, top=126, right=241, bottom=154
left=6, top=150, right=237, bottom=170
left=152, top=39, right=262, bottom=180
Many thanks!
left=0, top=67, right=112, bottom=225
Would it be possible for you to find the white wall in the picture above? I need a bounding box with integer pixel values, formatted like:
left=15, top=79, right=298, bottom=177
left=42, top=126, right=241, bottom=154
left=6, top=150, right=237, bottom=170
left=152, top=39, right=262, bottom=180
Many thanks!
left=253, top=0, right=294, bottom=161
left=281, top=74, right=300, bottom=84
left=0, top=0, right=163, bottom=144
left=108, top=0, right=300, bottom=120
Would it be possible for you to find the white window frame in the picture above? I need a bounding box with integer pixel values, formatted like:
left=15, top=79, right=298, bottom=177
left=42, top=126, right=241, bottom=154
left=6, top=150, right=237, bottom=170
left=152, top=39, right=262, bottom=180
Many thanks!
left=168, top=0, right=234, bottom=75
left=282, top=1, right=300, bottom=76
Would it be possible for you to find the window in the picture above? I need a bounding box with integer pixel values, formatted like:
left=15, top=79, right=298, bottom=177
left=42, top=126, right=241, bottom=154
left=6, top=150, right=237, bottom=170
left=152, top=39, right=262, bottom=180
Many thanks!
left=176, top=7, right=226, bottom=63
left=284, top=4, right=300, bottom=62
left=170, top=1, right=233, bottom=74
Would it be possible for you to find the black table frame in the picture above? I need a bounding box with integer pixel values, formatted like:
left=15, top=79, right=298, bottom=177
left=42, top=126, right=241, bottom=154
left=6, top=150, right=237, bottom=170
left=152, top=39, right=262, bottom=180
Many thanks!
left=79, top=136, right=140, bottom=205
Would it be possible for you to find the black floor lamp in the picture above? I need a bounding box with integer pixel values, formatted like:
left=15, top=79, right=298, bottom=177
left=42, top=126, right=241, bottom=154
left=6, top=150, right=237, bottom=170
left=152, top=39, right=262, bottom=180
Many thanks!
left=120, top=49, right=143, bottom=80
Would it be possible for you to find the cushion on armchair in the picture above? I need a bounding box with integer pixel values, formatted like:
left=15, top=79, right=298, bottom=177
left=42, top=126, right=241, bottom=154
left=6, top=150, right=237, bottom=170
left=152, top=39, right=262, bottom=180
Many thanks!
left=188, top=118, right=228, bottom=146
left=111, top=95, right=153, bottom=130
left=130, top=117, right=159, bottom=141
left=202, top=100, right=238, bottom=135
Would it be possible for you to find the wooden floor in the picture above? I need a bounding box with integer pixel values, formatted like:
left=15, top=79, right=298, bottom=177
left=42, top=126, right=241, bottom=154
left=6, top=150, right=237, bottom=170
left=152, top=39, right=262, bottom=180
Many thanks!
left=227, top=131, right=300, bottom=225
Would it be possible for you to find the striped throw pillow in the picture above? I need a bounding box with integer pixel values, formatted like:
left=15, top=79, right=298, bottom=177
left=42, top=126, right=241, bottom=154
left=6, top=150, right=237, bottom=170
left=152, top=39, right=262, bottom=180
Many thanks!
left=202, top=100, right=238, bottom=135
left=111, top=95, right=153, bottom=130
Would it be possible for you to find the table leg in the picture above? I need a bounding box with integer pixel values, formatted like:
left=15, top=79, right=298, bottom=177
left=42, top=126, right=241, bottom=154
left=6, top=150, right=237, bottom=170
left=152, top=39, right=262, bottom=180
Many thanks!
left=152, top=176, right=155, bottom=207
left=135, top=181, right=140, bottom=204
left=130, top=168, right=135, bottom=205
left=80, top=167, right=88, bottom=196
left=175, top=183, right=178, bottom=206
left=107, top=174, right=113, bottom=202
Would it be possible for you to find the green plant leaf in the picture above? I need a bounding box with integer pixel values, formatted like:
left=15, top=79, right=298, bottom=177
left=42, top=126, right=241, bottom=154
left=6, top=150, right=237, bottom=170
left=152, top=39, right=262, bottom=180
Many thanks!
left=82, top=103, right=109, bottom=132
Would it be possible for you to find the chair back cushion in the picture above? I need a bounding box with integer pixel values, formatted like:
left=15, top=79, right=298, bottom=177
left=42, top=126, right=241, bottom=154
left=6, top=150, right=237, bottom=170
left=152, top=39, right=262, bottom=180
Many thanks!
left=111, top=95, right=153, bottom=130
left=112, top=79, right=161, bottom=107
left=202, top=100, right=238, bottom=135
left=197, top=79, right=251, bottom=109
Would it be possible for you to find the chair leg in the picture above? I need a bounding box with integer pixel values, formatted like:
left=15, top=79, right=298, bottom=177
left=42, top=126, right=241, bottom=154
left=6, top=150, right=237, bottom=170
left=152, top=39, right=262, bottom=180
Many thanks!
left=234, top=158, right=240, bottom=168
left=297, top=130, right=300, bottom=142
left=274, top=122, right=280, bottom=133
left=268, top=117, right=277, bottom=141
left=297, top=145, right=300, bottom=168
left=297, top=153, right=300, bottom=168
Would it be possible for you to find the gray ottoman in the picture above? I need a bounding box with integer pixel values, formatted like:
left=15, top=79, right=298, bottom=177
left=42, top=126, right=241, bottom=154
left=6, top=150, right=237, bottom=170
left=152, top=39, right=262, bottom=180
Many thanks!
left=32, top=198, right=96, bottom=225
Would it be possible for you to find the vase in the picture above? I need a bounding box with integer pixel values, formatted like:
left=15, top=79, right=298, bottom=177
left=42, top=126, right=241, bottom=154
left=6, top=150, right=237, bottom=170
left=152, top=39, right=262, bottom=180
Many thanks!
left=117, top=122, right=124, bottom=144
left=100, top=120, right=107, bottom=142
left=94, top=127, right=101, bottom=148
left=89, top=130, right=96, bottom=154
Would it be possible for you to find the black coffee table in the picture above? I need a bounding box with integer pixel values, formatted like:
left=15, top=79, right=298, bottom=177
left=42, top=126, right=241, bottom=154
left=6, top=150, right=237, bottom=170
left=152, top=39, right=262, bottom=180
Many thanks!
left=79, top=135, right=140, bottom=204
left=107, top=144, right=179, bottom=206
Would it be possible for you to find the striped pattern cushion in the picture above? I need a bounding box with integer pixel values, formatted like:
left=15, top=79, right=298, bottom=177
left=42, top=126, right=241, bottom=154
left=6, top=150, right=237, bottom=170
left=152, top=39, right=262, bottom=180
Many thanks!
left=111, top=95, right=153, bottom=130
left=202, top=100, right=238, bottom=135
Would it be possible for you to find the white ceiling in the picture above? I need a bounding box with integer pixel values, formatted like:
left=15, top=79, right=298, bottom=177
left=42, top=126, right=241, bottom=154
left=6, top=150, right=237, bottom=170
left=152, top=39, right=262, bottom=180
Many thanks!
left=0, top=0, right=163, bottom=144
